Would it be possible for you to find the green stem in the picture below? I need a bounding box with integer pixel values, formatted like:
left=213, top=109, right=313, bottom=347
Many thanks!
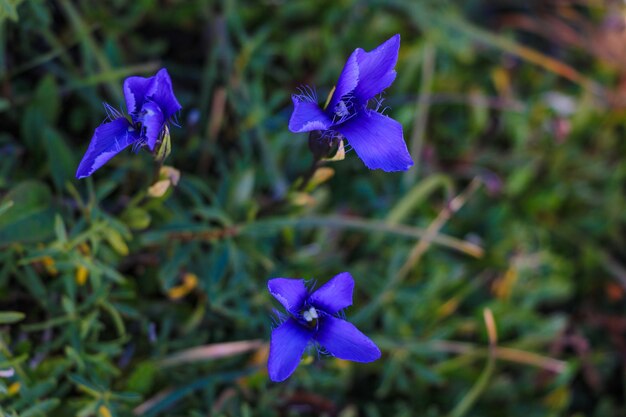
left=447, top=348, right=496, bottom=417
left=151, top=159, right=164, bottom=186
left=296, top=157, right=322, bottom=192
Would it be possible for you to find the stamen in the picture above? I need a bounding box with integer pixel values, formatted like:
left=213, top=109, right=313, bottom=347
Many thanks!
left=331, top=94, right=358, bottom=125
left=335, top=100, right=350, bottom=118
left=303, top=310, right=313, bottom=322
left=301, top=306, right=319, bottom=327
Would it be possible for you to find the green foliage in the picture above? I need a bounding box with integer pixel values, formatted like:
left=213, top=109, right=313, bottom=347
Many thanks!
left=1, top=0, right=625, bottom=416
left=0, top=0, right=24, bottom=23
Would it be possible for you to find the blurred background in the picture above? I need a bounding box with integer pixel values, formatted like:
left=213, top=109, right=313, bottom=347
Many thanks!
left=1, top=0, right=626, bottom=416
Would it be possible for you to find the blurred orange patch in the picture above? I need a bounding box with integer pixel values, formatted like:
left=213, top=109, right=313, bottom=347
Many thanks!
left=167, top=273, right=199, bottom=300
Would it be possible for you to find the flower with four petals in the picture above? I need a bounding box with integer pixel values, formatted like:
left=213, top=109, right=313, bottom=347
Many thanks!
left=76, top=68, right=181, bottom=179
left=289, top=34, right=413, bottom=172
left=267, top=272, right=381, bottom=382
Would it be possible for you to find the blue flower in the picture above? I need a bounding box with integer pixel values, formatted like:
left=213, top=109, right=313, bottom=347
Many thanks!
left=267, top=272, right=381, bottom=382
left=289, top=34, right=413, bottom=172
left=76, top=68, right=182, bottom=179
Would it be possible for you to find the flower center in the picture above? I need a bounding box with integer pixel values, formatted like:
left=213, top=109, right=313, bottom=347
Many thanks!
left=334, top=100, right=350, bottom=118
left=301, top=306, right=319, bottom=328
left=332, top=96, right=358, bottom=125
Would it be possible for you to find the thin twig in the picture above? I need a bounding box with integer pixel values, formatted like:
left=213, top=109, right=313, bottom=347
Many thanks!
left=159, top=340, right=264, bottom=368
left=353, top=180, right=482, bottom=324
left=397, top=178, right=482, bottom=282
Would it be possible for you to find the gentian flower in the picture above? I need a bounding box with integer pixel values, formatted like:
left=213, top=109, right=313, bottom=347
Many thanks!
left=76, top=68, right=181, bottom=179
left=267, top=272, right=381, bottom=382
left=288, top=34, right=413, bottom=172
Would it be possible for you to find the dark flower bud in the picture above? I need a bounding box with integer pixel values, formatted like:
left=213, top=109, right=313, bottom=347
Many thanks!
left=308, top=130, right=342, bottom=160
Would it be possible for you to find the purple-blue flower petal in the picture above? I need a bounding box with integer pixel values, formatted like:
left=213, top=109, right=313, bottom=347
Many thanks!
left=76, top=117, right=140, bottom=179
left=123, top=75, right=153, bottom=117
left=309, top=272, right=354, bottom=315
left=353, top=34, right=400, bottom=102
left=327, top=51, right=359, bottom=113
left=139, top=101, right=165, bottom=151
left=315, top=315, right=381, bottom=362
left=267, top=278, right=307, bottom=315
left=123, top=68, right=181, bottom=121
left=268, top=318, right=313, bottom=382
left=338, top=109, right=413, bottom=172
left=288, top=97, right=332, bottom=133
left=149, top=68, right=182, bottom=120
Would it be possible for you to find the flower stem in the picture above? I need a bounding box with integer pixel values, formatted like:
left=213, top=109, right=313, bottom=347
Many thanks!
left=151, top=159, right=164, bottom=185
left=296, top=157, right=322, bottom=192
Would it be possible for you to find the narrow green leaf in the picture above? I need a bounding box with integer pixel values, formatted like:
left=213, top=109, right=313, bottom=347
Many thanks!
left=121, top=207, right=151, bottom=231
left=0, top=311, right=25, bottom=324
left=0, top=181, right=55, bottom=245
left=44, top=128, right=75, bottom=192
left=387, top=174, right=454, bottom=225
left=99, top=301, right=125, bottom=337
left=126, top=361, right=157, bottom=395
left=33, top=75, right=60, bottom=124
left=0, top=0, right=22, bottom=23
left=0, top=200, right=13, bottom=217
left=21, top=399, right=61, bottom=417
left=104, top=229, right=129, bottom=256
left=54, top=214, right=68, bottom=244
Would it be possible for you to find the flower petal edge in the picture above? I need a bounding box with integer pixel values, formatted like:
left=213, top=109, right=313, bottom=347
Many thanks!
left=267, top=278, right=308, bottom=315
left=288, top=97, right=332, bottom=133
left=315, top=315, right=381, bottom=363
left=76, top=117, right=140, bottom=179
left=338, top=109, right=413, bottom=172
left=309, top=272, right=354, bottom=315
left=268, top=318, right=313, bottom=382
